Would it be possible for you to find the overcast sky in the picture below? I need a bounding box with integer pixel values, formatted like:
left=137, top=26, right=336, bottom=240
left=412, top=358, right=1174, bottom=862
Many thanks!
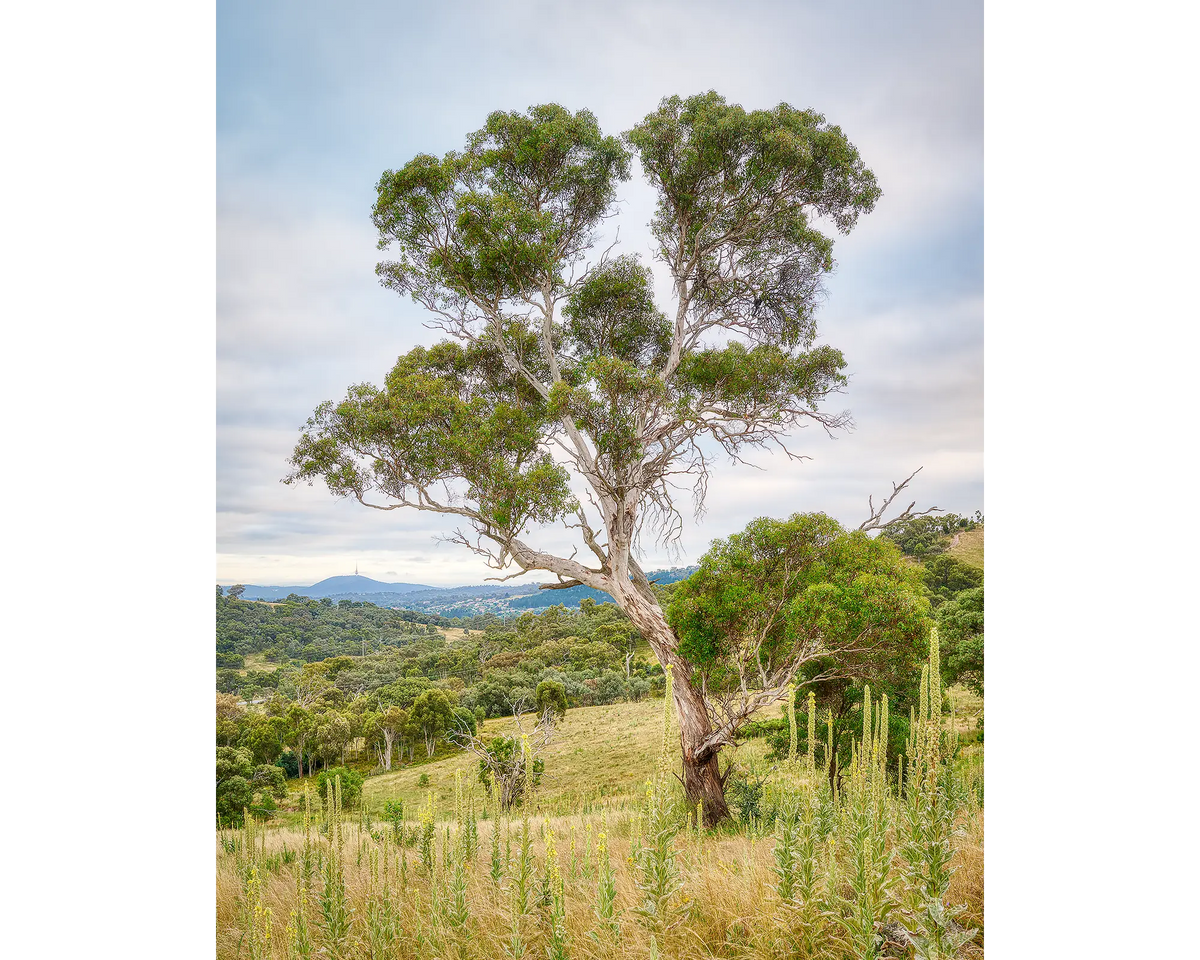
left=216, top=0, right=983, bottom=587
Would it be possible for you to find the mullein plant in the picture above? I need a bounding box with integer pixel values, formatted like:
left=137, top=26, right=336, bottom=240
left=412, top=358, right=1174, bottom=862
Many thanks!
left=543, top=827, right=570, bottom=960
left=771, top=796, right=822, bottom=959
left=590, top=829, right=620, bottom=944
left=807, top=691, right=818, bottom=774
left=632, top=663, right=687, bottom=944
left=285, top=872, right=315, bottom=960
left=490, top=816, right=504, bottom=885
left=506, top=814, right=535, bottom=960
left=318, top=776, right=352, bottom=955
left=288, top=811, right=317, bottom=960
left=512, top=813, right=535, bottom=915
left=418, top=790, right=436, bottom=875
left=569, top=824, right=579, bottom=879
left=788, top=682, right=799, bottom=762
left=442, top=825, right=454, bottom=873
left=301, top=788, right=316, bottom=887
left=832, top=686, right=898, bottom=960
left=898, top=629, right=978, bottom=959
left=583, top=821, right=595, bottom=880
left=243, top=865, right=273, bottom=960
left=445, top=829, right=471, bottom=930
left=364, top=845, right=402, bottom=959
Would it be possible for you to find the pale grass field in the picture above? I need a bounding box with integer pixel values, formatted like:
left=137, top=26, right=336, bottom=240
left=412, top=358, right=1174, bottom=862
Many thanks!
left=946, top=528, right=984, bottom=570
left=225, top=690, right=982, bottom=959
left=217, top=780, right=983, bottom=960
left=362, top=699, right=782, bottom=818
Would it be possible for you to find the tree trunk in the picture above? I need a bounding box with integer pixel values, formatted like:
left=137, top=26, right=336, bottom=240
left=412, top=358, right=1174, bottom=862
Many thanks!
left=681, top=750, right=731, bottom=825
left=611, top=582, right=733, bottom=826
left=673, top=668, right=733, bottom=826
left=383, top=731, right=394, bottom=772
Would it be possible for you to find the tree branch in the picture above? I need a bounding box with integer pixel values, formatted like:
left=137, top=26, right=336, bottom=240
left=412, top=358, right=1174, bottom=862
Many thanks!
left=857, top=467, right=942, bottom=532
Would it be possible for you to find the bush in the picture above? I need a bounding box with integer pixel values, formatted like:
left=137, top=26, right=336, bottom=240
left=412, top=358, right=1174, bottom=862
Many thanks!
left=739, top=717, right=787, bottom=740
left=276, top=750, right=300, bottom=779
left=216, top=775, right=254, bottom=827
left=216, top=652, right=245, bottom=670
left=417, top=773, right=430, bottom=788
left=726, top=768, right=769, bottom=825
left=315, top=766, right=364, bottom=807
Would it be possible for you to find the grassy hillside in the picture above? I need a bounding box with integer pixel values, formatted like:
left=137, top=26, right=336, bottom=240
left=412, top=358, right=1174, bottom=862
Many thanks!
left=947, top=526, right=984, bottom=569
left=361, top=697, right=782, bottom=817
left=221, top=683, right=982, bottom=959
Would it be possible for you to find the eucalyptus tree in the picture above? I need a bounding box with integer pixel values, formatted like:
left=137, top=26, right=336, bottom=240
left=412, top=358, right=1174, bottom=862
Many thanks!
left=288, top=92, right=889, bottom=823
left=365, top=705, right=410, bottom=771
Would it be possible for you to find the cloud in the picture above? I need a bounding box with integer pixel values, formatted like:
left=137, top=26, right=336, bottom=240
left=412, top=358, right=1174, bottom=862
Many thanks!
left=216, top=0, right=982, bottom=585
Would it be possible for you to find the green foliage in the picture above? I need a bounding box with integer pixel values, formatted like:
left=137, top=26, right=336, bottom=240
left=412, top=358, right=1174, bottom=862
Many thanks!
left=216, top=651, right=244, bottom=670
left=937, top=586, right=984, bottom=696
left=626, top=91, right=879, bottom=345
left=275, top=750, right=301, bottom=779
left=451, top=705, right=477, bottom=737
left=739, top=717, right=788, bottom=740
left=216, top=746, right=286, bottom=826
left=534, top=679, right=568, bottom=719
left=668, top=513, right=929, bottom=705
left=726, top=768, right=768, bottom=826
left=315, top=766, right=364, bottom=808
left=921, top=555, right=984, bottom=607
left=880, top=512, right=982, bottom=560
left=411, top=689, right=456, bottom=757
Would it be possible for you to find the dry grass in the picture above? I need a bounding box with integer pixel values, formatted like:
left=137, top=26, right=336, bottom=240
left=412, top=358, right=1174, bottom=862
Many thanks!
left=216, top=786, right=984, bottom=959
left=947, top=684, right=983, bottom=732
left=239, top=652, right=280, bottom=676
left=222, top=692, right=981, bottom=958
left=947, top=528, right=984, bottom=570
left=362, top=698, right=782, bottom=818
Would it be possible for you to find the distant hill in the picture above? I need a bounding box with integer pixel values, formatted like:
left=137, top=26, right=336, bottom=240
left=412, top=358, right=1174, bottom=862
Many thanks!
left=508, top=566, right=698, bottom=610
left=233, top=575, right=438, bottom=602
left=224, top=567, right=698, bottom=617
left=306, top=575, right=435, bottom=596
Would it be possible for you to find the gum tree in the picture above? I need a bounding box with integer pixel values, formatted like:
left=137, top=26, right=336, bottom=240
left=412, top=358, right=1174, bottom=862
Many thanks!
left=288, top=92, right=885, bottom=823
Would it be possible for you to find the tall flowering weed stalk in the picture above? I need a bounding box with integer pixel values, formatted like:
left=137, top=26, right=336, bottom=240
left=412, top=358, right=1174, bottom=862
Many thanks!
left=787, top=682, right=798, bottom=762
left=505, top=812, right=534, bottom=960
left=489, top=816, right=504, bottom=885
left=898, top=628, right=978, bottom=959
left=543, top=827, right=570, bottom=960
left=771, top=782, right=827, bottom=958
left=364, top=845, right=401, bottom=959
left=317, top=776, right=352, bottom=954
left=590, top=829, right=620, bottom=943
left=243, top=865, right=273, bottom=960
left=418, top=790, right=436, bottom=875
left=832, top=686, right=897, bottom=959
left=632, top=663, right=687, bottom=943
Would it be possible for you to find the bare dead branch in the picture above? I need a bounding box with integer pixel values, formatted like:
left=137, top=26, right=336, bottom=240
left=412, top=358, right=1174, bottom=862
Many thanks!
left=857, top=467, right=943, bottom=532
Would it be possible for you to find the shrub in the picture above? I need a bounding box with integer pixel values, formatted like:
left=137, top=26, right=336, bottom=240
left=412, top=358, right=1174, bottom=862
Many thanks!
left=740, top=717, right=787, bottom=740
left=315, top=766, right=364, bottom=808
left=276, top=750, right=300, bottom=779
